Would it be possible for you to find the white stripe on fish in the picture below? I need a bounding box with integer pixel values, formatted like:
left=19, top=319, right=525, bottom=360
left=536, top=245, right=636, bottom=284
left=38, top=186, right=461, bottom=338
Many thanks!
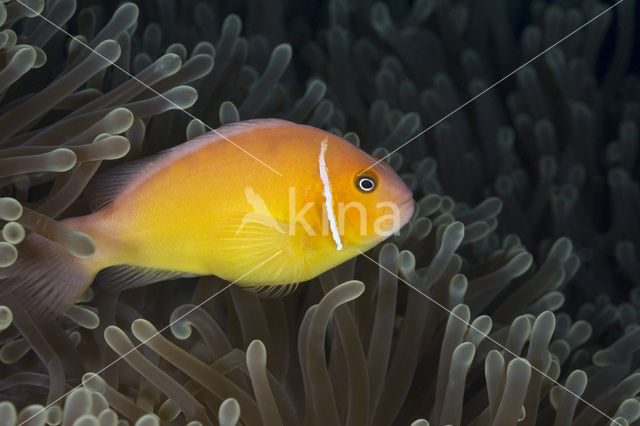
left=318, top=139, right=343, bottom=251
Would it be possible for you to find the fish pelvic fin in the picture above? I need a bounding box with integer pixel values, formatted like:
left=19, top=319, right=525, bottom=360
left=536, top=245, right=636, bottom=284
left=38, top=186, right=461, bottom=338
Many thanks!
left=239, top=281, right=301, bottom=297
left=0, top=232, right=97, bottom=322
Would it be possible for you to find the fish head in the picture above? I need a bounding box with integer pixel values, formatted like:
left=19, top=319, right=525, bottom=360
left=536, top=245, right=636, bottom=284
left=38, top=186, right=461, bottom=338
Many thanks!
left=325, top=137, right=415, bottom=250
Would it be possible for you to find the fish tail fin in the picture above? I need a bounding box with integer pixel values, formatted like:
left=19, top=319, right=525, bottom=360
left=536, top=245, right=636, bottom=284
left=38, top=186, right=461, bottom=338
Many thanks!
left=0, top=231, right=99, bottom=322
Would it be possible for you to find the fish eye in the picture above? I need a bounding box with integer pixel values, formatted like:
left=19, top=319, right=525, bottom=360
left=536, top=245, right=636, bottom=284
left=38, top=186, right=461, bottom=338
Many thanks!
left=356, top=175, right=377, bottom=193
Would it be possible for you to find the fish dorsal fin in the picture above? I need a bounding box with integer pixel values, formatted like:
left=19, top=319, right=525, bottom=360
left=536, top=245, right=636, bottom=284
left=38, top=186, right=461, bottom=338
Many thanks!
left=85, top=119, right=293, bottom=212
left=94, top=264, right=198, bottom=291
left=213, top=118, right=290, bottom=131
left=85, top=157, right=155, bottom=211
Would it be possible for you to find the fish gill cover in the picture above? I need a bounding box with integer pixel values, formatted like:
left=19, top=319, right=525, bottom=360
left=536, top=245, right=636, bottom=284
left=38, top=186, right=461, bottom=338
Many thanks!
left=0, top=0, right=639, bottom=425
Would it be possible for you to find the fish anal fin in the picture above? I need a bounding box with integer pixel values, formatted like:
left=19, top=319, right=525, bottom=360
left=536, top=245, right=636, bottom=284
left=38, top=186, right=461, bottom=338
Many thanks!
left=94, top=264, right=198, bottom=291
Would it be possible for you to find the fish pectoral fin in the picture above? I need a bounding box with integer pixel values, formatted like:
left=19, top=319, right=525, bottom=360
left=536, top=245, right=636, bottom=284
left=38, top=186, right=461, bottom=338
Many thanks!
left=94, top=265, right=199, bottom=291
left=216, top=217, right=306, bottom=285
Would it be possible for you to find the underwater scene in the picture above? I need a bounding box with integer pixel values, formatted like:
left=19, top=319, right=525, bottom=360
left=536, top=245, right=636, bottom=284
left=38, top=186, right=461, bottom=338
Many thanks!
left=1, top=0, right=640, bottom=425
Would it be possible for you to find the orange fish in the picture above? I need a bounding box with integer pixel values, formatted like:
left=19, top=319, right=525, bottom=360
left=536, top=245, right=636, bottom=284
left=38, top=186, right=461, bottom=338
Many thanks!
left=3, top=119, right=414, bottom=319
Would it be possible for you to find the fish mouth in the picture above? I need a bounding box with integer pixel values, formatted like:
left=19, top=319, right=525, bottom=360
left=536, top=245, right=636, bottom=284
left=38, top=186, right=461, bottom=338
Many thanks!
left=371, top=198, right=415, bottom=238
left=398, top=198, right=415, bottom=226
